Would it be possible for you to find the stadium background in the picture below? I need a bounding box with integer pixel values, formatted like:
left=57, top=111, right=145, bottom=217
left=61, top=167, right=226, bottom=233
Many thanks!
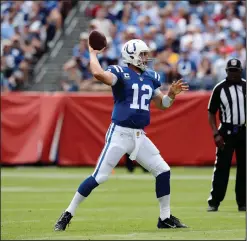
left=1, top=1, right=246, bottom=240
left=1, top=0, right=246, bottom=166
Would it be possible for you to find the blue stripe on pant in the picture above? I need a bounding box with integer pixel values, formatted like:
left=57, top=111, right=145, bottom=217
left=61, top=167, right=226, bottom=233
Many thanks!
left=93, top=124, right=116, bottom=178
left=105, top=123, right=112, bottom=142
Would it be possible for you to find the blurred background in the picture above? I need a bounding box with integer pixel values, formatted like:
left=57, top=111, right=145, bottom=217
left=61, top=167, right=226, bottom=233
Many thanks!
left=1, top=0, right=246, bottom=93
left=0, top=0, right=246, bottom=167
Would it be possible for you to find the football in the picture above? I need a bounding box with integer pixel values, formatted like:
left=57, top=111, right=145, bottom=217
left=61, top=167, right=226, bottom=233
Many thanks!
left=89, top=30, right=107, bottom=51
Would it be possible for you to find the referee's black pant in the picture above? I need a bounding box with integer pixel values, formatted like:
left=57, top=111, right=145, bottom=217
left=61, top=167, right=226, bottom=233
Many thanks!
left=208, top=124, right=246, bottom=208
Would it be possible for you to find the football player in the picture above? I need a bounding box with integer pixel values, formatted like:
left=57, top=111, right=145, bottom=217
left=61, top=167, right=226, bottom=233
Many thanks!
left=54, top=39, right=189, bottom=231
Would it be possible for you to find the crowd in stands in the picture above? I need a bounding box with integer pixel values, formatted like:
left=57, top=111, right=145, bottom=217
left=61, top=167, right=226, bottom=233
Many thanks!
left=62, top=1, right=246, bottom=92
left=1, top=0, right=77, bottom=92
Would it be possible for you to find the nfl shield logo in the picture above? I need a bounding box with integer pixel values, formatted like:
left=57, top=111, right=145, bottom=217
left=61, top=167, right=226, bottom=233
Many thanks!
left=140, top=77, right=143, bottom=81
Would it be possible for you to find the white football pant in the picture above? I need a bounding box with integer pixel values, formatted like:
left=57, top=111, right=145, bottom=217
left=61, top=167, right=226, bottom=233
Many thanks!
left=92, top=123, right=170, bottom=184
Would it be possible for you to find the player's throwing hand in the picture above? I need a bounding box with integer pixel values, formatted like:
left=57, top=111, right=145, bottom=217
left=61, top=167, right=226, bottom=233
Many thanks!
left=88, top=42, right=106, bottom=54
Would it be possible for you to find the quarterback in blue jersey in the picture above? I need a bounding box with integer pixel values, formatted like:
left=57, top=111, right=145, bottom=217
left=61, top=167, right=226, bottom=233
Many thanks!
left=54, top=39, right=189, bottom=231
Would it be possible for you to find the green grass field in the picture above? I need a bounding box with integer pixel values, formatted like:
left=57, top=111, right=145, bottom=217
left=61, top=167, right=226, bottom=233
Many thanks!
left=1, top=167, right=246, bottom=240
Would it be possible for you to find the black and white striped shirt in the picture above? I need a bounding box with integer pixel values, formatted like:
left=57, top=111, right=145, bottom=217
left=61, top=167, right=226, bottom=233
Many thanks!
left=208, top=78, right=246, bottom=125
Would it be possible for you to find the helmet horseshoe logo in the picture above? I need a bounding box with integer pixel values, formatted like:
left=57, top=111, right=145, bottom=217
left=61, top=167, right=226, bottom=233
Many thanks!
left=126, top=43, right=136, bottom=54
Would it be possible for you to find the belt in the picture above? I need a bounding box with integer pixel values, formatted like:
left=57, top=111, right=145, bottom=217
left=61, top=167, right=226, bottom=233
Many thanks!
left=129, top=129, right=145, bottom=160
left=221, top=123, right=246, bottom=134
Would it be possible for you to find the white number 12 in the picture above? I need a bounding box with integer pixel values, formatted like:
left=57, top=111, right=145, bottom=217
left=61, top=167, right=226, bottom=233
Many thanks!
left=130, top=84, right=152, bottom=111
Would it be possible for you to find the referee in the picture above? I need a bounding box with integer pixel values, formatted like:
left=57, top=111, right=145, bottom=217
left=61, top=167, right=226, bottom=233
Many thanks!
left=207, top=58, right=246, bottom=212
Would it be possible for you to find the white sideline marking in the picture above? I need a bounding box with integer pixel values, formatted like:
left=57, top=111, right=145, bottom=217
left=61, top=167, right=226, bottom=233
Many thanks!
left=1, top=220, right=40, bottom=224
left=2, top=206, right=242, bottom=212
left=1, top=172, right=236, bottom=180
left=1, top=187, right=117, bottom=193
left=18, top=229, right=245, bottom=240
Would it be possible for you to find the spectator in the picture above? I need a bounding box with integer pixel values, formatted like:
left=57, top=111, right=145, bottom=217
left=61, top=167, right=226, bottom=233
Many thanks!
left=216, top=33, right=235, bottom=54
left=1, top=56, right=10, bottom=92
left=226, top=29, right=244, bottom=47
left=153, top=60, right=166, bottom=88
left=104, top=1, right=123, bottom=24
left=142, top=2, right=160, bottom=25
left=76, top=1, right=246, bottom=91
left=177, top=50, right=199, bottom=90
left=41, top=1, right=63, bottom=30
left=135, top=16, right=149, bottom=38
left=72, top=32, right=91, bottom=79
left=212, top=47, right=231, bottom=83
left=90, top=7, right=113, bottom=37
left=163, top=29, right=180, bottom=53
left=142, top=28, right=157, bottom=52
left=230, top=43, right=246, bottom=68
left=1, top=1, right=77, bottom=91
left=184, top=40, right=201, bottom=68
left=148, top=26, right=165, bottom=52
left=158, top=7, right=176, bottom=31
left=116, top=3, right=132, bottom=33
left=161, top=47, right=180, bottom=67
left=61, top=70, right=80, bottom=92
left=196, top=56, right=215, bottom=90
left=1, top=9, right=15, bottom=40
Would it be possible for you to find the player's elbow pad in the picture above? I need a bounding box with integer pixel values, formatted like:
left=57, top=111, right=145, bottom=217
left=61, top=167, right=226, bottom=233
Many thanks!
left=162, top=95, right=173, bottom=108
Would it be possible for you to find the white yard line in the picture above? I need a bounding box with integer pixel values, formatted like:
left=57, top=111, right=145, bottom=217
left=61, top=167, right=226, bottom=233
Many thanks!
left=1, top=172, right=236, bottom=180
left=1, top=187, right=117, bottom=192
left=2, top=206, right=242, bottom=212
left=1, top=216, right=143, bottom=225
left=2, top=207, right=123, bottom=212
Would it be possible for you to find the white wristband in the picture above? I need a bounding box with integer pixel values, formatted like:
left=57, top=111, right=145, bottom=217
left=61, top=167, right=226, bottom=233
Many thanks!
left=162, top=95, right=173, bottom=108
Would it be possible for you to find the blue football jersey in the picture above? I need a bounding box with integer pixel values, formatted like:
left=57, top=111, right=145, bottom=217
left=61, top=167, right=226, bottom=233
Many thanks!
left=106, top=65, right=161, bottom=129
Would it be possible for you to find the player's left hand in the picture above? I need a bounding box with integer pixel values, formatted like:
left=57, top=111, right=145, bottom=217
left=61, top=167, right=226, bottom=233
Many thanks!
left=169, top=79, right=189, bottom=96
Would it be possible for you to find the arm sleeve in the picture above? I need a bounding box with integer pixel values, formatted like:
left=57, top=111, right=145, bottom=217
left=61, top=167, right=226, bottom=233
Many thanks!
left=208, top=86, right=220, bottom=114
left=105, top=65, right=123, bottom=86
